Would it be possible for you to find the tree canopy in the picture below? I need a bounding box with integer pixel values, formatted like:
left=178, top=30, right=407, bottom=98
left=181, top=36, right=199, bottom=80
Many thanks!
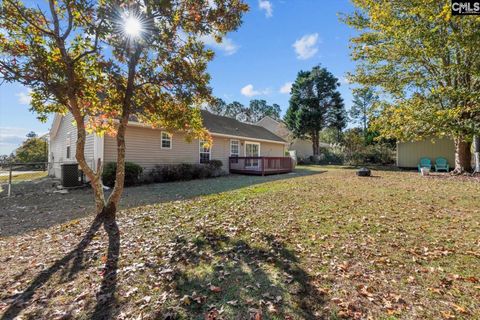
left=209, top=98, right=281, bottom=122
left=284, top=65, right=347, bottom=156
left=0, top=0, right=248, bottom=215
left=15, top=132, right=47, bottom=163
left=344, top=0, right=480, bottom=172
left=350, top=87, right=378, bottom=134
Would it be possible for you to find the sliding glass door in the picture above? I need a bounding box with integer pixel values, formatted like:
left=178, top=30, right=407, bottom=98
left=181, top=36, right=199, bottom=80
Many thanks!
left=245, top=142, right=260, bottom=167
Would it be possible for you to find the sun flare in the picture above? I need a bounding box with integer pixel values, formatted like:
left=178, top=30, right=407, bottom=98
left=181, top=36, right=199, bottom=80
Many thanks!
left=123, top=15, right=142, bottom=38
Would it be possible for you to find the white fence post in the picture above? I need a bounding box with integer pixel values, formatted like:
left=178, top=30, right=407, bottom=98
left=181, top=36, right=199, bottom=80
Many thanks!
left=7, top=164, right=12, bottom=197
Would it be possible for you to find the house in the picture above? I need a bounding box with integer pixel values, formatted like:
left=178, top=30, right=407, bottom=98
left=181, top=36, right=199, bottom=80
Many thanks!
left=48, top=110, right=290, bottom=178
left=396, top=137, right=455, bottom=169
left=256, top=116, right=329, bottom=159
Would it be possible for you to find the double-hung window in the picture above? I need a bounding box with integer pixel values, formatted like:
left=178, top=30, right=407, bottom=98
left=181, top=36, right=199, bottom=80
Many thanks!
left=199, top=140, right=211, bottom=164
left=161, top=132, right=172, bottom=149
left=66, top=132, right=71, bottom=159
left=230, top=140, right=240, bottom=157
left=230, top=139, right=239, bottom=163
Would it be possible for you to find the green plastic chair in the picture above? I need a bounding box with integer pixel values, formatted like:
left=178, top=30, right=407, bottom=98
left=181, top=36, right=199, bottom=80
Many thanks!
left=418, top=157, right=432, bottom=172
left=435, top=157, right=449, bottom=172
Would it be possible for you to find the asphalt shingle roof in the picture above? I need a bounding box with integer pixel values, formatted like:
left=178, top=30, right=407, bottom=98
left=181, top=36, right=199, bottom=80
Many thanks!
left=200, top=110, right=286, bottom=143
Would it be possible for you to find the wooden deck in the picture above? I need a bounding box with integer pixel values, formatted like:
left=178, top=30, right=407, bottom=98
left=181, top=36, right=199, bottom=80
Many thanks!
left=229, top=157, right=293, bottom=175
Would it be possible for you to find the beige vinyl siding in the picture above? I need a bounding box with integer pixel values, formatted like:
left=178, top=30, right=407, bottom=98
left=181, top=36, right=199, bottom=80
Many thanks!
left=290, top=139, right=313, bottom=158
left=397, top=138, right=455, bottom=168
left=256, top=117, right=290, bottom=139
left=256, top=117, right=319, bottom=158
left=49, top=113, right=96, bottom=178
left=104, top=126, right=199, bottom=169
left=103, top=125, right=286, bottom=172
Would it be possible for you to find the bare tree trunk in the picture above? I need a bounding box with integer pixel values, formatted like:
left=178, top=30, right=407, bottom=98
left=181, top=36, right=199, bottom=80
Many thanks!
left=311, top=131, right=320, bottom=156
left=72, top=112, right=106, bottom=213
left=104, top=48, right=141, bottom=218
left=48, top=0, right=106, bottom=215
left=453, top=136, right=472, bottom=174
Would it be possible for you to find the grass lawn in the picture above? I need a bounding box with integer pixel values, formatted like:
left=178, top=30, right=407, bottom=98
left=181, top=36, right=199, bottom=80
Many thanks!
left=0, top=171, right=47, bottom=183
left=0, top=166, right=479, bottom=319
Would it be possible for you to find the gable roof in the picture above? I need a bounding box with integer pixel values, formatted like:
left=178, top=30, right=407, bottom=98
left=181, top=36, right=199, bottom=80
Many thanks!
left=50, top=111, right=287, bottom=144
left=200, top=110, right=286, bottom=143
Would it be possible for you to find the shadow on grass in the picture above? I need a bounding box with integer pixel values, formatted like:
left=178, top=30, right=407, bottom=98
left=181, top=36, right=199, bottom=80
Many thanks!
left=0, top=167, right=325, bottom=237
left=154, top=230, right=326, bottom=319
left=330, top=164, right=402, bottom=172
left=118, top=167, right=326, bottom=209
left=1, top=214, right=120, bottom=320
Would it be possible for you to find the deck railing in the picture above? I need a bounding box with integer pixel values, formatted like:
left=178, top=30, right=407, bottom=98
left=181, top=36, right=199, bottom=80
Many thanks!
left=229, top=157, right=293, bottom=175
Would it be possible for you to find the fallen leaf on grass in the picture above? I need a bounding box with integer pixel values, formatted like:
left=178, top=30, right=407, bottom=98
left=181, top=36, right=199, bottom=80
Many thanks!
left=226, top=300, right=238, bottom=306
left=205, top=308, right=220, bottom=320
left=209, top=285, right=222, bottom=293
left=440, top=311, right=456, bottom=319
left=266, top=302, right=278, bottom=314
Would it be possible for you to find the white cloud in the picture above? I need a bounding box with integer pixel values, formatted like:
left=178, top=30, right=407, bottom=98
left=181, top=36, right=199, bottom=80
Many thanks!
left=0, top=127, right=49, bottom=155
left=16, top=89, right=32, bottom=105
left=199, top=34, right=239, bottom=56
left=259, top=0, right=273, bottom=18
left=293, top=33, right=320, bottom=60
left=241, top=84, right=260, bottom=97
left=279, top=82, right=293, bottom=94
left=240, top=84, right=270, bottom=97
left=0, top=127, right=29, bottom=155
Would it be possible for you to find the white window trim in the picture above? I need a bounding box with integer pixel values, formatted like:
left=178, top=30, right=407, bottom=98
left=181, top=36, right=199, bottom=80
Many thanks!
left=244, top=141, right=261, bottom=157
left=244, top=141, right=261, bottom=168
left=161, top=131, right=172, bottom=149
left=230, top=139, right=240, bottom=157
left=199, top=139, right=211, bottom=163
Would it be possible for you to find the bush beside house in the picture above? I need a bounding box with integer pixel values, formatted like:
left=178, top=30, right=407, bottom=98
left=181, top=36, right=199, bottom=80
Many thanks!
left=102, top=160, right=224, bottom=187
left=102, top=162, right=143, bottom=187
left=148, top=160, right=224, bottom=183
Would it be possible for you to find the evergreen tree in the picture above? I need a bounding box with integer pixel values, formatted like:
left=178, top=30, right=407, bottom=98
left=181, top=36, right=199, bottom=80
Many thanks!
left=284, top=65, right=347, bottom=156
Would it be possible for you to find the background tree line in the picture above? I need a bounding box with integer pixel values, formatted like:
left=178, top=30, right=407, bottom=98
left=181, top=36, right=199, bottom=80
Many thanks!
left=0, top=131, right=48, bottom=164
left=209, top=98, right=281, bottom=123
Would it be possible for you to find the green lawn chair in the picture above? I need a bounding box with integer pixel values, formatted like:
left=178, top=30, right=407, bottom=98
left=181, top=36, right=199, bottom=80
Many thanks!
left=435, top=157, right=449, bottom=172
left=418, top=157, right=432, bottom=172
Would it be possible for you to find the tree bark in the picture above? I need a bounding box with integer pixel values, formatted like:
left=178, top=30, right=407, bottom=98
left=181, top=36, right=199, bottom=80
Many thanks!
left=311, top=131, right=320, bottom=156
left=453, top=137, right=472, bottom=174
left=104, top=48, right=141, bottom=218
left=49, top=0, right=106, bottom=215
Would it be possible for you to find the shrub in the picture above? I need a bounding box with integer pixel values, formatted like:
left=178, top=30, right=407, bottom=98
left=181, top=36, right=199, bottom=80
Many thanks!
left=102, top=161, right=143, bottom=187
left=206, top=159, right=223, bottom=171
left=317, top=146, right=344, bottom=165
left=151, top=161, right=223, bottom=183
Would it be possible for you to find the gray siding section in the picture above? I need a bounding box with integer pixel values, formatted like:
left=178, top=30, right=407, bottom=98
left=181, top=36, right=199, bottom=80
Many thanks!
left=49, top=113, right=95, bottom=178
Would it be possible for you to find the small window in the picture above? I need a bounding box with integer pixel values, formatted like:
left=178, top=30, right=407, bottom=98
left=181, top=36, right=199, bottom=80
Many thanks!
left=199, top=140, right=211, bottom=164
left=230, top=140, right=240, bottom=157
left=161, top=132, right=172, bottom=149
left=66, top=132, right=71, bottom=159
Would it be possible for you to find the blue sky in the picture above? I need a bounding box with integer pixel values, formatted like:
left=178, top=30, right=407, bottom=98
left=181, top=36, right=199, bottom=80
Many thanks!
left=0, top=0, right=357, bottom=155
